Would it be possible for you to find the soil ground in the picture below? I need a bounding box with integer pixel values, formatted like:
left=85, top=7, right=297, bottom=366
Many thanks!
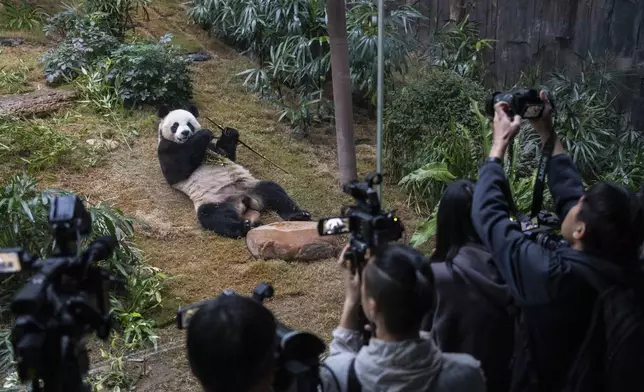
left=1, top=1, right=422, bottom=390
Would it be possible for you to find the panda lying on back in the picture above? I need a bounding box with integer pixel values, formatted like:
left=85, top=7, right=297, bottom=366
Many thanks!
left=156, top=104, right=311, bottom=238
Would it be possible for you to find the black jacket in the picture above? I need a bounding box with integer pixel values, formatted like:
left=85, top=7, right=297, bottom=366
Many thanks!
left=427, top=244, right=514, bottom=392
left=471, top=155, right=615, bottom=392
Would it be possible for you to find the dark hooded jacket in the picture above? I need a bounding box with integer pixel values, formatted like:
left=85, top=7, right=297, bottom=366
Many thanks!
left=424, top=244, right=514, bottom=392
left=471, top=155, right=612, bottom=392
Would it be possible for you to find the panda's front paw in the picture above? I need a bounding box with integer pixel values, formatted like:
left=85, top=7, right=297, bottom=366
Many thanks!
left=286, top=211, right=312, bottom=222
left=222, top=127, right=239, bottom=141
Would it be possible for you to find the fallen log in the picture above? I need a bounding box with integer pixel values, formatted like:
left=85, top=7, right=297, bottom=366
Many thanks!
left=0, top=89, right=77, bottom=118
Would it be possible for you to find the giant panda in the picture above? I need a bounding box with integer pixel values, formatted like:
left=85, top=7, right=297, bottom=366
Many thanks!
left=156, top=104, right=311, bottom=238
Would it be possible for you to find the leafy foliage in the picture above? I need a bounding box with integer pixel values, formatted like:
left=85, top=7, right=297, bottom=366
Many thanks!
left=383, top=67, right=487, bottom=189
left=0, top=174, right=169, bottom=358
left=0, top=119, right=98, bottom=174
left=85, top=0, right=151, bottom=40
left=41, top=12, right=120, bottom=85
left=43, top=2, right=81, bottom=38
left=0, top=0, right=44, bottom=31
left=107, top=34, right=193, bottom=107
left=0, top=60, right=30, bottom=95
left=188, top=0, right=423, bottom=128
left=42, top=8, right=193, bottom=108
left=424, top=15, right=494, bottom=80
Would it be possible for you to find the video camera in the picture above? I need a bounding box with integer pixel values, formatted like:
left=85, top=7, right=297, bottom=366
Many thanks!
left=317, top=173, right=404, bottom=273
left=176, top=283, right=326, bottom=392
left=0, top=195, right=118, bottom=392
left=317, top=173, right=404, bottom=342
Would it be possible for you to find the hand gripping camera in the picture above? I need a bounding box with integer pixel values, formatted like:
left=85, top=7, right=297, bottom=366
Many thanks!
left=485, top=88, right=555, bottom=119
left=176, top=283, right=326, bottom=392
left=0, top=195, right=118, bottom=392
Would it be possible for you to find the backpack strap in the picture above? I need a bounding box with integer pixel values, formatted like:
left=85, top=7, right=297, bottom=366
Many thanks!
left=347, top=357, right=362, bottom=392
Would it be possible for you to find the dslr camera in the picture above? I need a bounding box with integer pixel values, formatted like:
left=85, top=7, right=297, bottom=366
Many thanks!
left=0, top=195, right=118, bottom=392
left=317, top=172, right=404, bottom=273
left=485, top=88, right=554, bottom=119
left=176, top=283, right=326, bottom=392
left=517, top=212, right=568, bottom=251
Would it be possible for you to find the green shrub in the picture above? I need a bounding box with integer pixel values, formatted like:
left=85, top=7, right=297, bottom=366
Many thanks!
left=85, top=0, right=150, bottom=40
left=43, top=2, right=81, bottom=38
left=41, top=12, right=120, bottom=85
left=107, top=34, right=193, bottom=107
left=0, top=0, right=44, bottom=31
left=384, top=67, right=487, bottom=183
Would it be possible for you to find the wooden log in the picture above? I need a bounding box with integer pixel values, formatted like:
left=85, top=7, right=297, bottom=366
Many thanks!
left=0, top=89, right=77, bottom=118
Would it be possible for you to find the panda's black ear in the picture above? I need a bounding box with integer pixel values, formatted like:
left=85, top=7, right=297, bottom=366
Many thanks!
left=187, top=104, right=200, bottom=118
left=157, top=104, right=170, bottom=119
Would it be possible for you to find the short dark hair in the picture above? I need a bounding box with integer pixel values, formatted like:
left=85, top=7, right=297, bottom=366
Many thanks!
left=364, top=244, right=434, bottom=335
left=578, top=182, right=644, bottom=267
left=431, top=179, right=481, bottom=262
left=187, top=295, right=277, bottom=392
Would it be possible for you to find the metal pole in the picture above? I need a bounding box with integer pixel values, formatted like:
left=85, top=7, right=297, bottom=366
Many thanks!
left=376, top=0, right=384, bottom=202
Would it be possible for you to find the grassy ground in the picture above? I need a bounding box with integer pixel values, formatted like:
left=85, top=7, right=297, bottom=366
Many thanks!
left=1, top=1, right=422, bottom=390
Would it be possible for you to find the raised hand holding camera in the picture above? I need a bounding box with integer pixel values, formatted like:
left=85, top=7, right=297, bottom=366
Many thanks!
left=489, top=102, right=522, bottom=160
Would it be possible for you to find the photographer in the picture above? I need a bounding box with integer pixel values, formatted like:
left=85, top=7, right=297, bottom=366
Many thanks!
left=186, top=294, right=278, bottom=392
left=321, top=244, right=486, bottom=392
left=424, top=179, right=513, bottom=392
left=472, top=92, right=644, bottom=391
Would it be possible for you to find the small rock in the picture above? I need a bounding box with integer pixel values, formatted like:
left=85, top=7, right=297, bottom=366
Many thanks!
left=0, top=38, right=25, bottom=47
left=86, top=139, right=97, bottom=146
left=104, top=140, right=119, bottom=151
left=186, top=51, right=213, bottom=62
left=246, top=221, right=344, bottom=262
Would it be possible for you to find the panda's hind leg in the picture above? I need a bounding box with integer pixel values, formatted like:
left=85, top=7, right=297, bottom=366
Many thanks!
left=197, top=201, right=252, bottom=238
left=247, top=181, right=311, bottom=221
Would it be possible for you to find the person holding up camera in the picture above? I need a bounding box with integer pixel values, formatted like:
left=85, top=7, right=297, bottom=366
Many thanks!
left=472, top=92, right=644, bottom=392
left=186, top=294, right=278, bottom=392
left=423, top=179, right=514, bottom=392
left=320, top=244, right=486, bottom=392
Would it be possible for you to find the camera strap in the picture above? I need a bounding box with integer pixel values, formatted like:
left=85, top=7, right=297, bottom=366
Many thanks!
left=530, top=134, right=555, bottom=219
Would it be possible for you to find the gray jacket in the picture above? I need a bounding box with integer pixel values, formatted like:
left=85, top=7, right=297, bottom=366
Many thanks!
left=320, top=327, right=487, bottom=392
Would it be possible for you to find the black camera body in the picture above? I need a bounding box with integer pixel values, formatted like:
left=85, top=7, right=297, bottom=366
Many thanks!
left=318, top=173, right=404, bottom=273
left=485, top=88, right=551, bottom=119
left=0, top=195, right=117, bottom=392
left=518, top=211, right=568, bottom=251
left=176, top=283, right=325, bottom=392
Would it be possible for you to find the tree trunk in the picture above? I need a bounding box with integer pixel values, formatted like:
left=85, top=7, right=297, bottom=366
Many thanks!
left=327, top=0, right=357, bottom=185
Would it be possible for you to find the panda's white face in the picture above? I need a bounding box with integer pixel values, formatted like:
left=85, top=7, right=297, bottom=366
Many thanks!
left=159, top=109, right=201, bottom=144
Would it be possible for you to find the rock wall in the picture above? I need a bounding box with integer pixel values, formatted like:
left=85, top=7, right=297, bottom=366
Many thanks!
left=408, top=0, right=644, bottom=128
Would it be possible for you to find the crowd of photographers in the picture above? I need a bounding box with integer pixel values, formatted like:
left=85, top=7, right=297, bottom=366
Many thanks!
left=184, top=90, right=644, bottom=392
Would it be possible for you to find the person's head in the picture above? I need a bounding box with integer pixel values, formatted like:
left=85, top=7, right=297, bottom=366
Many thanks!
left=187, top=295, right=277, bottom=392
left=362, top=244, right=434, bottom=339
left=431, top=179, right=481, bottom=262
left=561, top=181, right=644, bottom=266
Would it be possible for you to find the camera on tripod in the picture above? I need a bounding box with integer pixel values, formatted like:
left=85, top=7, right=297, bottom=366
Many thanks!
left=0, top=195, right=118, bottom=392
left=176, top=283, right=325, bottom=392
left=317, top=173, right=404, bottom=273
